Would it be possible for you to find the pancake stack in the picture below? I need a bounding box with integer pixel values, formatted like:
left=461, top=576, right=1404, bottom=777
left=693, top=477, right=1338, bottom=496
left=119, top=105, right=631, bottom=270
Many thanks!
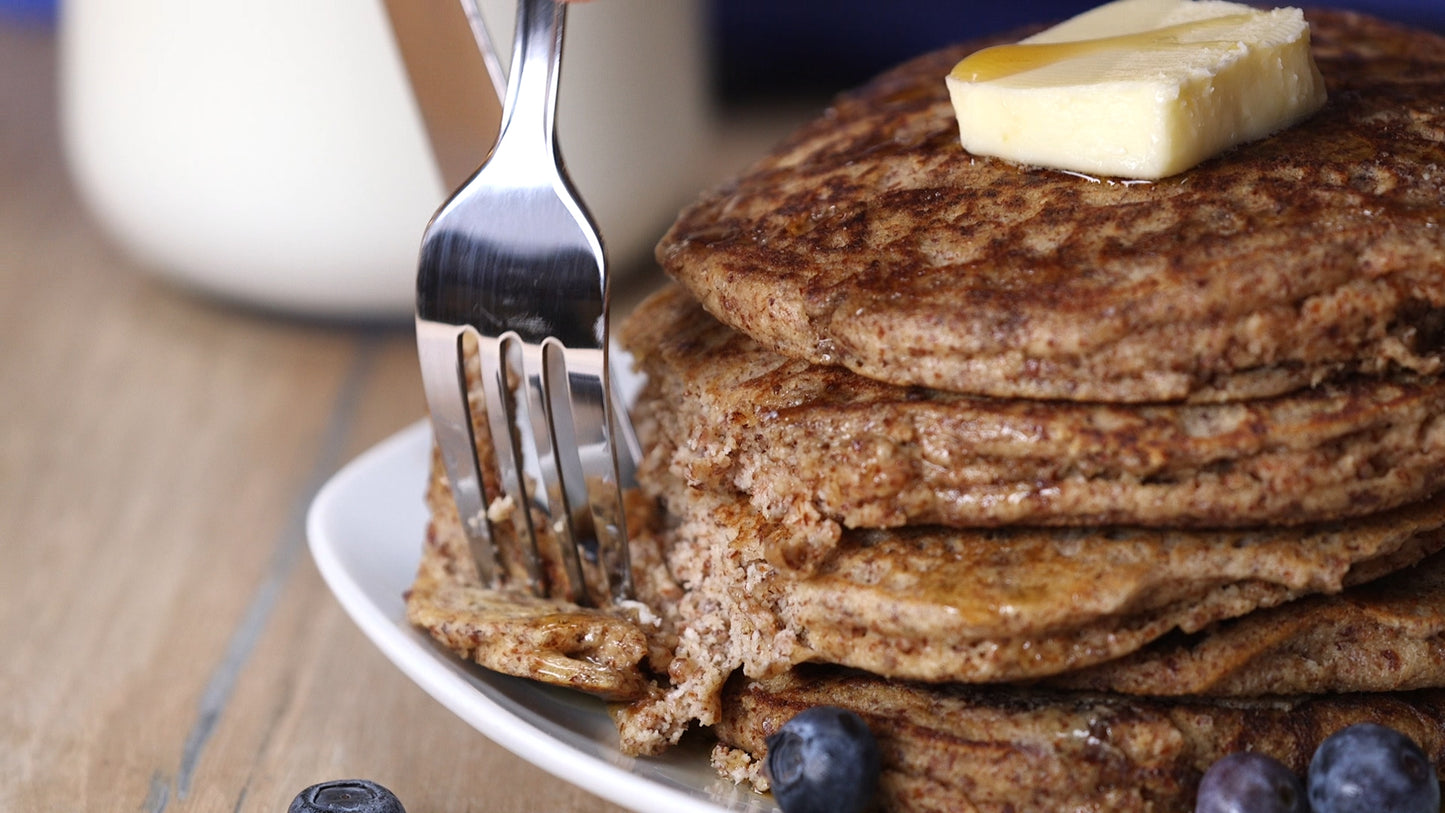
left=407, top=8, right=1445, bottom=811
left=622, top=6, right=1445, bottom=808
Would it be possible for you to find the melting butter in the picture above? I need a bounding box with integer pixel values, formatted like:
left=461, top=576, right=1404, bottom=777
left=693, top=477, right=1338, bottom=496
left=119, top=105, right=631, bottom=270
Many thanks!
left=945, top=0, right=1327, bottom=179
left=955, top=13, right=1258, bottom=83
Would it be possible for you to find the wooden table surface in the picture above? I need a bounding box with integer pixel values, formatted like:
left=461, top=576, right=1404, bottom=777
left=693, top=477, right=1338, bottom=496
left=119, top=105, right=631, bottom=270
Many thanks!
left=0, top=21, right=803, bottom=813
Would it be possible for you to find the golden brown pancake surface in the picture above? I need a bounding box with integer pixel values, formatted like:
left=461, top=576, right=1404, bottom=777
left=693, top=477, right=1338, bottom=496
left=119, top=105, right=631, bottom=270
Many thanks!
left=657, top=11, right=1445, bottom=402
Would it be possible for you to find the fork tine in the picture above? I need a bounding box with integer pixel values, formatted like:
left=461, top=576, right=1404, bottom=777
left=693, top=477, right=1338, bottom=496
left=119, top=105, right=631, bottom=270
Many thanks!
left=416, top=321, right=500, bottom=587
left=518, top=337, right=591, bottom=602
left=599, top=362, right=638, bottom=601
left=543, top=346, right=634, bottom=605
left=478, top=333, right=547, bottom=595
left=609, top=363, right=642, bottom=489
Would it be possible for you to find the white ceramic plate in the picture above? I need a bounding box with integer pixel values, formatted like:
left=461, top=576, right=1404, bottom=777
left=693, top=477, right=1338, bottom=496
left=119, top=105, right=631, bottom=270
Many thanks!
left=306, top=420, right=780, bottom=813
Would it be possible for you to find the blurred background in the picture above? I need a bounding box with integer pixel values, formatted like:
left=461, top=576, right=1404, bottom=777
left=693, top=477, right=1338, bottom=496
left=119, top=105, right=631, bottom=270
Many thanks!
left=3, top=0, right=1443, bottom=320
left=712, top=0, right=1445, bottom=100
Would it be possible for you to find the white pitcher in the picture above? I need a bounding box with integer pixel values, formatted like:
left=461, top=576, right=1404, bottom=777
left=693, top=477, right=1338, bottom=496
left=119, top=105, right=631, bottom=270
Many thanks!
left=59, top=0, right=710, bottom=318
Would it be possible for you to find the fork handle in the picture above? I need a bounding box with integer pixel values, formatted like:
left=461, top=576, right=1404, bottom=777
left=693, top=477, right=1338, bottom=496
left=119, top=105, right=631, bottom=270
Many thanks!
left=493, top=0, right=566, bottom=165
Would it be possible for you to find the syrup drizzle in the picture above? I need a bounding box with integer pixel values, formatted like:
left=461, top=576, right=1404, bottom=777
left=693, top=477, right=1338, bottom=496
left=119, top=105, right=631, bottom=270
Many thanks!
left=953, top=13, right=1255, bottom=82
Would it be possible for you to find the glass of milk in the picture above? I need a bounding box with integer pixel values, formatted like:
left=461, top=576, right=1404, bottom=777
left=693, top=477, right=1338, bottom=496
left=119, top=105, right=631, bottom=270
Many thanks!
left=59, top=0, right=711, bottom=319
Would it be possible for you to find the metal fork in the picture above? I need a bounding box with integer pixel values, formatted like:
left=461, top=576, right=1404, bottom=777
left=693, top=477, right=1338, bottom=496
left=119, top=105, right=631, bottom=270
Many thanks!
left=415, top=0, right=635, bottom=606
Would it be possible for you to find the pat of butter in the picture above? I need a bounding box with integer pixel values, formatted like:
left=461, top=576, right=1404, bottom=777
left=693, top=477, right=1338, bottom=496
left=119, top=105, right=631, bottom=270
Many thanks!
left=945, top=0, right=1327, bottom=179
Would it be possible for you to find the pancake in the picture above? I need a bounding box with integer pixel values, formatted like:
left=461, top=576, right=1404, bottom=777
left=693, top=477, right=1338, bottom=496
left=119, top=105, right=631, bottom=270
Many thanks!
left=713, top=667, right=1445, bottom=813
left=1049, top=549, right=1445, bottom=697
left=410, top=462, right=1445, bottom=754
left=650, top=474, right=1445, bottom=682
left=404, top=447, right=677, bottom=701
left=609, top=474, right=1445, bottom=754
left=655, top=10, right=1445, bottom=403
left=624, top=283, right=1445, bottom=570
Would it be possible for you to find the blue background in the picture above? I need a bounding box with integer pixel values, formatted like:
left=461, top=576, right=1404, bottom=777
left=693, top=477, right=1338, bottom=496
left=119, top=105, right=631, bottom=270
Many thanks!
left=6, top=0, right=1442, bottom=100
left=0, top=0, right=50, bottom=23
left=713, top=0, right=1445, bottom=100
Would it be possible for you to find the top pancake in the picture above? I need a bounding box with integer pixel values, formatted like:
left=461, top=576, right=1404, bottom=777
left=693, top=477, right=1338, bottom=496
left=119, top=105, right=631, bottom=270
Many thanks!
left=656, top=10, right=1445, bottom=402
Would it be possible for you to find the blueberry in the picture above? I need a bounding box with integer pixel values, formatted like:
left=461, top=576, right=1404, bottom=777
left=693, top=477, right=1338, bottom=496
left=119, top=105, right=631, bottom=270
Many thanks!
left=1195, top=752, right=1307, bottom=813
left=765, top=705, right=880, bottom=813
left=1307, top=723, right=1440, bottom=813
left=288, top=779, right=406, bottom=813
